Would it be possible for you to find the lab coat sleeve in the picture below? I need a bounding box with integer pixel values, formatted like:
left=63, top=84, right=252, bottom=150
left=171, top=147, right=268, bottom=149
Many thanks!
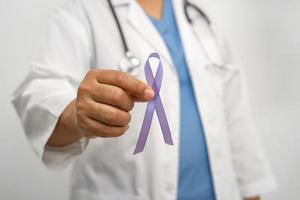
left=223, top=66, right=277, bottom=198
left=12, top=0, right=92, bottom=169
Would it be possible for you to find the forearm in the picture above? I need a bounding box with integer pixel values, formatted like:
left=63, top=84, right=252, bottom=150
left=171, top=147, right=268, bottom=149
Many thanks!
left=47, top=100, right=82, bottom=147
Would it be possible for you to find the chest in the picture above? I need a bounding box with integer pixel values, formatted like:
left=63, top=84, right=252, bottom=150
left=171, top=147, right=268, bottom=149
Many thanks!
left=83, top=0, right=232, bottom=131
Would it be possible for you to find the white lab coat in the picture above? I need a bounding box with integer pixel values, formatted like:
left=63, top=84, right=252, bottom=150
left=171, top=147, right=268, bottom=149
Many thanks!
left=12, top=0, right=276, bottom=199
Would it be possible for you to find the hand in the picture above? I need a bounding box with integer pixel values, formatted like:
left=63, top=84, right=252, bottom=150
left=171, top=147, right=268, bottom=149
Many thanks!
left=48, top=69, right=154, bottom=147
left=73, top=69, right=154, bottom=138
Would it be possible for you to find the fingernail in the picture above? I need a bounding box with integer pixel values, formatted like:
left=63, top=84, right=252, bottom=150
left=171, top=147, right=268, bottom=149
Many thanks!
left=144, top=88, right=154, bottom=99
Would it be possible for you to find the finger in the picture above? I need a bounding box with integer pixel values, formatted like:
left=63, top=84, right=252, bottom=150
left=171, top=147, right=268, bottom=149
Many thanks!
left=93, top=69, right=154, bottom=101
left=90, top=83, right=134, bottom=111
left=85, top=99, right=131, bottom=127
left=130, top=93, right=156, bottom=102
left=80, top=116, right=129, bottom=138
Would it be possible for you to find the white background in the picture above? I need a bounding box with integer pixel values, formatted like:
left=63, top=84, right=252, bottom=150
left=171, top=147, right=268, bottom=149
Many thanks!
left=0, top=0, right=299, bottom=199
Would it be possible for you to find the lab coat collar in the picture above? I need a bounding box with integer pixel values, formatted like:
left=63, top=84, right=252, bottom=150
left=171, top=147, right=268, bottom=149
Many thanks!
left=128, top=1, right=173, bottom=67
left=111, top=0, right=174, bottom=68
left=172, top=0, right=218, bottom=123
left=172, top=0, right=212, bottom=68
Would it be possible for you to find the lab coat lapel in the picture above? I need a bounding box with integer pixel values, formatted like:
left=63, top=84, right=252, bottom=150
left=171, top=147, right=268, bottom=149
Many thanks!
left=126, top=0, right=173, bottom=67
left=173, top=0, right=216, bottom=119
left=173, top=1, right=222, bottom=197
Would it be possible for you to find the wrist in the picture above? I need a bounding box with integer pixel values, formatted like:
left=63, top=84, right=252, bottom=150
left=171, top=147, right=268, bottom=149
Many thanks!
left=48, top=100, right=83, bottom=147
left=66, top=100, right=85, bottom=140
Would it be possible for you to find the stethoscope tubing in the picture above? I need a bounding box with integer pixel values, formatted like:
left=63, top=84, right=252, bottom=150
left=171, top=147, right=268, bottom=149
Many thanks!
left=107, top=0, right=215, bottom=73
left=107, top=0, right=130, bottom=53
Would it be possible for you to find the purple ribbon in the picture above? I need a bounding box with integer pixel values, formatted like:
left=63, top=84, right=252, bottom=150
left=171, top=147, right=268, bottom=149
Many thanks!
left=133, top=53, right=173, bottom=154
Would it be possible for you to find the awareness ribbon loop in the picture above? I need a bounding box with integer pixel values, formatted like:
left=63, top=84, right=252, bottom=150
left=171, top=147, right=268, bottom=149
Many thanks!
left=134, top=53, right=173, bottom=154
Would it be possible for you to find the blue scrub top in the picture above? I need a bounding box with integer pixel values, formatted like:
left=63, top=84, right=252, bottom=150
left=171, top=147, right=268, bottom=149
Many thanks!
left=149, top=0, right=216, bottom=199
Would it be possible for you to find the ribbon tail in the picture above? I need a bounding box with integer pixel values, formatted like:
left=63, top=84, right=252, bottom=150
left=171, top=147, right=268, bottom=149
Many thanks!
left=133, top=101, right=156, bottom=154
left=155, top=95, right=174, bottom=146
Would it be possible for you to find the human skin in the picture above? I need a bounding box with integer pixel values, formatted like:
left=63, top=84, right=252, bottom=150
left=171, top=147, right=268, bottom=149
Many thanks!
left=47, top=70, right=154, bottom=146
left=47, top=1, right=261, bottom=199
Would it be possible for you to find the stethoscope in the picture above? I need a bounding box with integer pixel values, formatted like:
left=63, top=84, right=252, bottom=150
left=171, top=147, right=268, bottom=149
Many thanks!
left=107, top=0, right=215, bottom=75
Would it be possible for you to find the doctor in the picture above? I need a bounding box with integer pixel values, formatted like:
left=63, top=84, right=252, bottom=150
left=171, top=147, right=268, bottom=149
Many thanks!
left=12, top=0, right=276, bottom=199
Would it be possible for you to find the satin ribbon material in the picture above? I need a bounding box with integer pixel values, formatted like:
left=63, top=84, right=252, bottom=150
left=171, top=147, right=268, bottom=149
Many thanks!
left=134, top=53, right=173, bottom=154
